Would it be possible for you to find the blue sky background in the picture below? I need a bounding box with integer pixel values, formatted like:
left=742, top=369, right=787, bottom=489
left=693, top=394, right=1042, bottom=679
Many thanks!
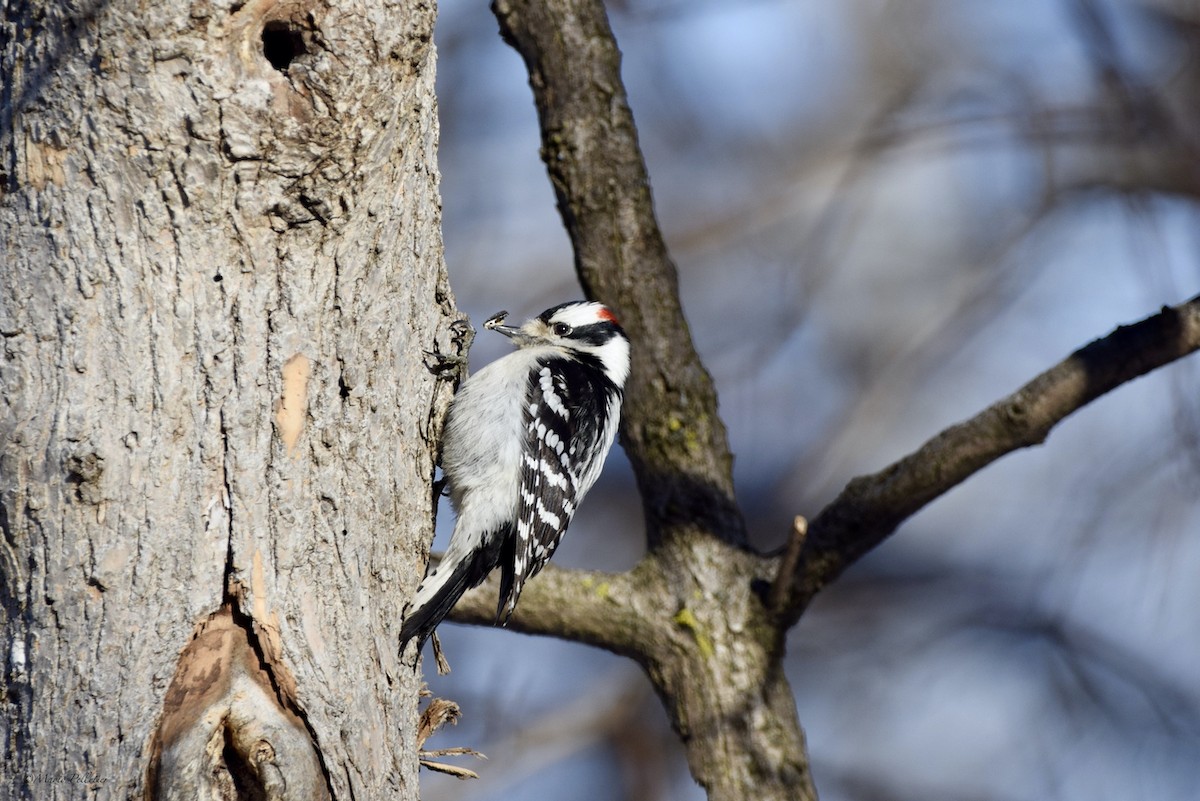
left=420, top=1, right=1200, bottom=799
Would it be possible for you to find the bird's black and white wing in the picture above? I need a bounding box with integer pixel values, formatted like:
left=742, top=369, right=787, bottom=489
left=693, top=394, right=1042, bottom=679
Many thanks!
left=495, top=358, right=618, bottom=622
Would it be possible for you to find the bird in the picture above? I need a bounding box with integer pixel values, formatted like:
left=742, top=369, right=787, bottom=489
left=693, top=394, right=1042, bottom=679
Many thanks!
left=400, top=300, right=631, bottom=650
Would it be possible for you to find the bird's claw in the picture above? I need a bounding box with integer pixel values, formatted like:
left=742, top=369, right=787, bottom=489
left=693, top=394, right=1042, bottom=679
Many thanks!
left=425, top=317, right=475, bottom=377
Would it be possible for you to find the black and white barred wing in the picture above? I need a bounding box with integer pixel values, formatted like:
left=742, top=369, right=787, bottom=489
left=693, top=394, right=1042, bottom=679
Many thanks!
left=496, top=361, right=613, bottom=623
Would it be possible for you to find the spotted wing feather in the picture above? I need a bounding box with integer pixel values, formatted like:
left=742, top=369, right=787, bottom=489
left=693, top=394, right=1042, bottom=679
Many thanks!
left=496, top=359, right=613, bottom=622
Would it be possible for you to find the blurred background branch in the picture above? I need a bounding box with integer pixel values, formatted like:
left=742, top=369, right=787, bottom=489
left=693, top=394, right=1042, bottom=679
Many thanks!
left=426, top=0, right=1200, bottom=798
left=788, top=294, right=1200, bottom=619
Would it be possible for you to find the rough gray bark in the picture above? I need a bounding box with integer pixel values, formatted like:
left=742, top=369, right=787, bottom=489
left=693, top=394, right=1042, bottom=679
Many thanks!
left=1, top=1, right=451, bottom=799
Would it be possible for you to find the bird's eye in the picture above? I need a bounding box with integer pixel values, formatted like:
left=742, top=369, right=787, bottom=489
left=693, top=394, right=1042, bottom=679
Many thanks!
left=552, top=322, right=572, bottom=336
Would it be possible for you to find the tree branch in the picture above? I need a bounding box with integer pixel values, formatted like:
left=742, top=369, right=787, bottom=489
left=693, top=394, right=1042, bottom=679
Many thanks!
left=445, top=559, right=660, bottom=660
left=483, top=5, right=819, bottom=798
left=444, top=4, right=1200, bottom=799
left=491, top=0, right=745, bottom=547
left=782, top=295, right=1200, bottom=624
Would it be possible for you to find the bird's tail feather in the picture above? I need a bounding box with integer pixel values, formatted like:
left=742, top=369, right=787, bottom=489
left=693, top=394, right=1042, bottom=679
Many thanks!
left=495, top=530, right=518, bottom=625
left=399, top=526, right=509, bottom=651
left=399, top=556, right=474, bottom=651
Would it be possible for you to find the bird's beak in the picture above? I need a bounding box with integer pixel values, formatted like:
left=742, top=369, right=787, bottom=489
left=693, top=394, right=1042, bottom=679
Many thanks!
left=483, top=310, right=532, bottom=344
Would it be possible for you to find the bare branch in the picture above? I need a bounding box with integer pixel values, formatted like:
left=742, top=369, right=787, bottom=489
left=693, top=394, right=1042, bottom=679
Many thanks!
left=491, top=0, right=745, bottom=547
left=445, top=558, right=659, bottom=660
left=783, top=295, right=1200, bottom=623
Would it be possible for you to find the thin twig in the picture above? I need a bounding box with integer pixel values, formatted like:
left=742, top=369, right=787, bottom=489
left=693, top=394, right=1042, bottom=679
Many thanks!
left=431, top=631, right=451, bottom=675
left=769, top=516, right=808, bottom=616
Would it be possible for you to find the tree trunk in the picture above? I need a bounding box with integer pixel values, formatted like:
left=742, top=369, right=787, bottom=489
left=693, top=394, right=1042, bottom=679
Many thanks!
left=1, top=1, right=450, bottom=798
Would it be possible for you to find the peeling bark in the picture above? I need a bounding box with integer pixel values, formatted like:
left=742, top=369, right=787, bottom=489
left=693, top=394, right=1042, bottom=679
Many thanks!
left=150, top=608, right=328, bottom=801
left=1, top=1, right=450, bottom=799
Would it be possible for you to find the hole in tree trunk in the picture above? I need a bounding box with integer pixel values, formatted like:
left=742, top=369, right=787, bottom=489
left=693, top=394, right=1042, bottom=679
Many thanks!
left=262, top=22, right=306, bottom=71
left=223, top=722, right=267, bottom=801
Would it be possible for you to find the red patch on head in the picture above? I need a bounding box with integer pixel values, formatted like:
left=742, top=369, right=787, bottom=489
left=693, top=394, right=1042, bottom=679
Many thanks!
left=597, top=306, right=619, bottom=325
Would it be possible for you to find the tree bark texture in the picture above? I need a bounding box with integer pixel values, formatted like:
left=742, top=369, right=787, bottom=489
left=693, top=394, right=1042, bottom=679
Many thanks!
left=1, top=1, right=451, bottom=799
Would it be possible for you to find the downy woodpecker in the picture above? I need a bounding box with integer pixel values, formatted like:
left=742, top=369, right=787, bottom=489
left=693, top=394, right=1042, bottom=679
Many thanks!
left=400, top=301, right=631, bottom=650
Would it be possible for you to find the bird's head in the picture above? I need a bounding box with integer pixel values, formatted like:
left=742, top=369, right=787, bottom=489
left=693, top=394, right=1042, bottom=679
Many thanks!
left=485, top=301, right=631, bottom=388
